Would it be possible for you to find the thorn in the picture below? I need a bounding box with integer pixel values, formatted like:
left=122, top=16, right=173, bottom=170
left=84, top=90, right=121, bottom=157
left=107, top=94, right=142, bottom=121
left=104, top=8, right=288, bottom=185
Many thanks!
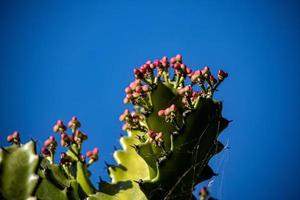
left=104, top=161, right=112, bottom=168
left=228, top=120, right=233, bottom=123
left=30, top=138, right=37, bottom=143
left=133, top=179, right=143, bottom=185
left=130, top=144, right=139, bottom=151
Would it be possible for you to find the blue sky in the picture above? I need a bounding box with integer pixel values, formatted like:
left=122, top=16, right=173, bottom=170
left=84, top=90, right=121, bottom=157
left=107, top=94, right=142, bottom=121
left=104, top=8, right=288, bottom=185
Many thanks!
left=0, top=1, right=299, bottom=199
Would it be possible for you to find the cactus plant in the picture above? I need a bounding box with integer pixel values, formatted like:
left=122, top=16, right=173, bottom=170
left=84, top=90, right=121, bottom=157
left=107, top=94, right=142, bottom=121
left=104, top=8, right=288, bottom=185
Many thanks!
left=0, top=55, right=229, bottom=200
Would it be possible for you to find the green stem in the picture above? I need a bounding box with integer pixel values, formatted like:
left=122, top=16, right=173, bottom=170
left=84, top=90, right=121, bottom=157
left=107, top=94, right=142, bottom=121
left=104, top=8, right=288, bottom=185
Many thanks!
left=76, top=162, right=95, bottom=195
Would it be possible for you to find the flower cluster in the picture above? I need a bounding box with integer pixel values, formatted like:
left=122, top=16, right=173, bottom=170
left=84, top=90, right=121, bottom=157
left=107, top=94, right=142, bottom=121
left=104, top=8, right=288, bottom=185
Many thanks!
left=147, top=130, right=164, bottom=146
left=178, top=86, right=195, bottom=109
left=42, top=136, right=57, bottom=161
left=123, top=79, right=152, bottom=113
left=6, top=131, right=20, bottom=145
left=60, top=152, right=72, bottom=165
left=86, top=147, right=99, bottom=166
left=36, top=116, right=99, bottom=168
left=68, top=116, right=81, bottom=133
left=53, top=120, right=67, bottom=133
left=158, top=104, right=177, bottom=123
left=125, top=55, right=228, bottom=114
left=119, top=109, right=146, bottom=132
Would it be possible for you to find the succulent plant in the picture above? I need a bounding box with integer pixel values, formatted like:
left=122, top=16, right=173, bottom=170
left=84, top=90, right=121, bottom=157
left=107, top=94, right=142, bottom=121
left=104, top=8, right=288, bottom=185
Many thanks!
left=0, top=55, right=229, bottom=200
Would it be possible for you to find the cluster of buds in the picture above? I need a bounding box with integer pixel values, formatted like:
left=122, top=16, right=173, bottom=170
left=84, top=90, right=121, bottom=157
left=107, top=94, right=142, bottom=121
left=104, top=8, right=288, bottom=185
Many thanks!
left=134, top=61, right=156, bottom=84
left=6, top=131, right=20, bottom=145
left=74, top=130, right=88, bottom=144
left=68, top=116, right=81, bottom=133
left=60, top=132, right=73, bottom=147
left=153, top=56, right=170, bottom=80
left=123, top=79, right=152, bottom=113
left=53, top=120, right=67, bottom=133
left=42, top=136, right=57, bottom=162
left=119, top=109, right=146, bottom=132
left=189, top=66, right=228, bottom=98
left=178, top=86, right=194, bottom=109
left=158, top=104, right=177, bottom=123
left=86, top=147, right=99, bottom=166
left=218, top=69, right=228, bottom=81
left=60, top=152, right=72, bottom=165
left=147, top=130, right=164, bottom=146
left=170, top=54, right=192, bottom=87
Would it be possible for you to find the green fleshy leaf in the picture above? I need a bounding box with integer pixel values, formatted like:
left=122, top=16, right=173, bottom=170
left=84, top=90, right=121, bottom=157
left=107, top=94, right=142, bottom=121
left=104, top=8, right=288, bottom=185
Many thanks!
left=0, top=141, right=39, bottom=200
left=35, top=179, right=68, bottom=200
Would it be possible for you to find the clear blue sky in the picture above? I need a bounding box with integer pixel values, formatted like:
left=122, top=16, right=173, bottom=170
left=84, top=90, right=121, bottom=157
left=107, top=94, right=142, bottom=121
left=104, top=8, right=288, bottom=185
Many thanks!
left=0, top=1, right=299, bottom=199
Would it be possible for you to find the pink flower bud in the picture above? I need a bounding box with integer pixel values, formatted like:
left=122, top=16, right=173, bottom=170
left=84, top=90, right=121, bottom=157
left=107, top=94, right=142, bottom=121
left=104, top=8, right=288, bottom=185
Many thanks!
left=53, top=120, right=66, bottom=133
left=125, top=87, right=132, bottom=94
left=135, top=85, right=142, bottom=92
left=122, top=123, right=131, bottom=131
left=44, top=139, right=52, bottom=147
left=123, top=97, right=130, bottom=104
left=132, top=92, right=141, bottom=98
left=175, top=54, right=182, bottom=62
left=119, top=109, right=129, bottom=121
left=161, top=56, right=168, bottom=63
left=170, top=57, right=176, bottom=64
left=173, top=63, right=180, bottom=70
left=202, top=66, right=211, bottom=78
left=178, top=87, right=185, bottom=95
left=158, top=110, right=165, bottom=117
left=186, top=67, right=192, bottom=74
left=53, top=125, right=59, bottom=132
left=7, top=131, right=20, bottom=143
left=185, top=86, right=192, bottom=94
left=86, top=150, right=93, bottom=158
left=170, top=104, right=176, bottom=112
left=153, top=60, right=161, bottom=67
left=180, top=64, right=186, bottom=71
left=93, top=147, right=99, bottom=155
left=164, top=108, right=171, bottom=116
left=142, top=85, right=150, bottom=92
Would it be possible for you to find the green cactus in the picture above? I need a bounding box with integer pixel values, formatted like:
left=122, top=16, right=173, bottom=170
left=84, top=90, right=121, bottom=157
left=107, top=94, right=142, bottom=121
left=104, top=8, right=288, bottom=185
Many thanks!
left=0, top=55, right=229, bottom=200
